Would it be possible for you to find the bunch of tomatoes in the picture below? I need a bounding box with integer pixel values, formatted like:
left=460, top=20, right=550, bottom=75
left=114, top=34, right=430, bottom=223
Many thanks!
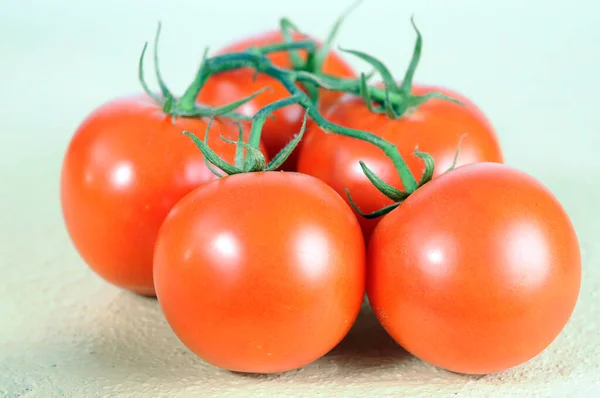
left=60, top=12, right=581, bottom=377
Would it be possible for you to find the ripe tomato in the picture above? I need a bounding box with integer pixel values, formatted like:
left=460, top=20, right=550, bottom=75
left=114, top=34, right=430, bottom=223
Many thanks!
left=297, top=84, right=504, bottom=241
left=197, top=30, right=356, bottom=171
left=60, top=94, right=265, bottom=296
left=367, top=162, right=581, bottom=375
left=153, top=172, right=365, bottom=373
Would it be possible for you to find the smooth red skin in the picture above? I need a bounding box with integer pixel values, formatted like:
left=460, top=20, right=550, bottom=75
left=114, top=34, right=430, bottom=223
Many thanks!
left=368, top=162, right=581, bottom=375
left=60, top=94, right=266, bottom=296
left=297, top=84, right=504, bottom=241
left=197, top=30, right=356, bottom=171
left=153, top=172, right=366, bottom=373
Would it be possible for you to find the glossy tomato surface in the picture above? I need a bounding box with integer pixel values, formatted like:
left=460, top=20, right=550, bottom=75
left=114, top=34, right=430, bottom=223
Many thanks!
left=297, top=84, right=503, bottom=241
left=367, top=162, right=581, bottom=374
left=197, top=30, right=356, bottom=170
left=153, top=172, right=366, bottom=373
left=60, top=94, right=264, bottom=296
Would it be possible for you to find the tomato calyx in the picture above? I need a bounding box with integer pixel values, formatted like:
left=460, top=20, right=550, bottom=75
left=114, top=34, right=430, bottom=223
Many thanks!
left=183, top=101, right=310, bottom=176
left=343, top=146, right=436, bottom=218
left=339, top=16, right=464, bottom=120
left=138, top=22, right=270, bottom=122
left=345, top=132, right=468, bottom=218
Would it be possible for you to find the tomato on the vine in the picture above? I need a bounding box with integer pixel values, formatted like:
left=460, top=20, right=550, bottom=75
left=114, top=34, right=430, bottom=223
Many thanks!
left=153, top=172, right=365, bottom=373
left=367, top=162, right=581, bottom=375
left=297, top=84, right=503, bottom=241
left=197, top=30, right=356, bottom=171
left=60, top=94, right=265, bottom=296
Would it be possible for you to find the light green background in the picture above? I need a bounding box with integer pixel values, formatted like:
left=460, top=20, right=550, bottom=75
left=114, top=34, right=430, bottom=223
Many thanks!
left=1, top=0, right=599, bottom=396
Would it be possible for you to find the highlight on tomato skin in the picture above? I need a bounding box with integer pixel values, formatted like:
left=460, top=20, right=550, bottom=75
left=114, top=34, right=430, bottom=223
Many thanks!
left=197, top=30, right=356, bottom=171
left=59, top=94, right=267, bottom=296
left=297, top=83, right=503, bottom=242
left=153, top=171, right=366, bottom=374
left=366, top=162, right=581, bottom=375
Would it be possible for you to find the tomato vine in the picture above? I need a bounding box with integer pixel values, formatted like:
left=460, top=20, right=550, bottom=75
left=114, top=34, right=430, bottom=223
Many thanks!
left=139, top=17, right=464, bottom=216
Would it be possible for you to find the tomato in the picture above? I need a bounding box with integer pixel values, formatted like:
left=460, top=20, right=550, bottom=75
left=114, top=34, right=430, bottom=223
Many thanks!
left=153, top=172, right=365, bottom=373
left=197, top=30, right=356, bottom=171
left=60, top=94, right=265, bottom=296
left=297, top=84, right=504, bottom=241
left=367, top=162, right=581, bottom=375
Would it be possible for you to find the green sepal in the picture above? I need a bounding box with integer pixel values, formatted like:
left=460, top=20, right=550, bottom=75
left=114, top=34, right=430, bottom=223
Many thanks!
left=162, top=94, right=174, bottom=114
left=359, top=73, right=376, bottom=112
left=211, top=87, right=271, bottom=115
left=412, top=146, right=435, bottom=186
left=182, top=117, right=243, bottom=176
left=219, top=134, right=267, bottom=173
left=171, top=84, right=269, bottom=121
left=344, top=189, right=401, bottom=219
left=153, top=21, right=172, bottom=99
left=359, top=161, right=408, bottom=202
left=445, top=134, right=467, bottom=173
left=232, top=121, right=246, bottom=169
left=138, top=42, right=163, bottom=104
left=266, top=110, right=309, bottom=171
left=384, top=86, right=401, bottom=119
left=313, top=0, right=363, bottom=73
left=204, top=158, right=225, bottom=178
left=406, top=91, right=465, bottom=108
left=399, top=16, right=422, bottom=95
left=338, top=47, right=400, bottom=95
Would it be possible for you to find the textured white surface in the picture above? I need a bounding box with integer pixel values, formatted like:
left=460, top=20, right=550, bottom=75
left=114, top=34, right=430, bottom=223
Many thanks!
left=1, top=0, right=600, bottom=396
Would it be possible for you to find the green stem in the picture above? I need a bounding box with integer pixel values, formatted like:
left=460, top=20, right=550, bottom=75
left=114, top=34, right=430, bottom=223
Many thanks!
left=254, top=40, right=317, bottom=56
left=248, top=95, right=303, bottom=148
left=279, top=18, right=306, bottom=70
left=306, top=105, right=418, bottom=192
left=297, top=73, right=407, bottom=104
left=195, top=50, right=420, bottom=193
left=178, top=41, right=317, bottom=113
left=178, top=62, right=208, bottom=112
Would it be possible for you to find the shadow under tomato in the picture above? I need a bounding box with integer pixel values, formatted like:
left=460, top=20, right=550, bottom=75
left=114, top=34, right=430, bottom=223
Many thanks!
left=23, top=286, right=488, bottom=393
left=324, top=298, right=412, bottom=369
left=227, top=368, right=302, bottom=381
left=207, top=298, right=414, bottom=380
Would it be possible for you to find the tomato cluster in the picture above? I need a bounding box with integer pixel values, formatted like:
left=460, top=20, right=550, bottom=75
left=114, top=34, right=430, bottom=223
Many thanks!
left=60, top=12, right=581, bottom=377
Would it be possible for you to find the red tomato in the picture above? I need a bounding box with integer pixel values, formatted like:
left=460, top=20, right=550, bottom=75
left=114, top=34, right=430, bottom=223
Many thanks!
left=368, top=162, right=581, bottom=374
left=153, top=172, right=365, bottom=373
left=197, top=30, right=356, bottom=171
left=60, top=94, right=265, bottom=296
left=297, top=84, right=504, bottom=241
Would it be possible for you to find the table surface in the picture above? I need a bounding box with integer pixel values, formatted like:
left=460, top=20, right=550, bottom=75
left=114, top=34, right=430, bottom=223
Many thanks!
left=2, top=0, right=599, bottom=396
